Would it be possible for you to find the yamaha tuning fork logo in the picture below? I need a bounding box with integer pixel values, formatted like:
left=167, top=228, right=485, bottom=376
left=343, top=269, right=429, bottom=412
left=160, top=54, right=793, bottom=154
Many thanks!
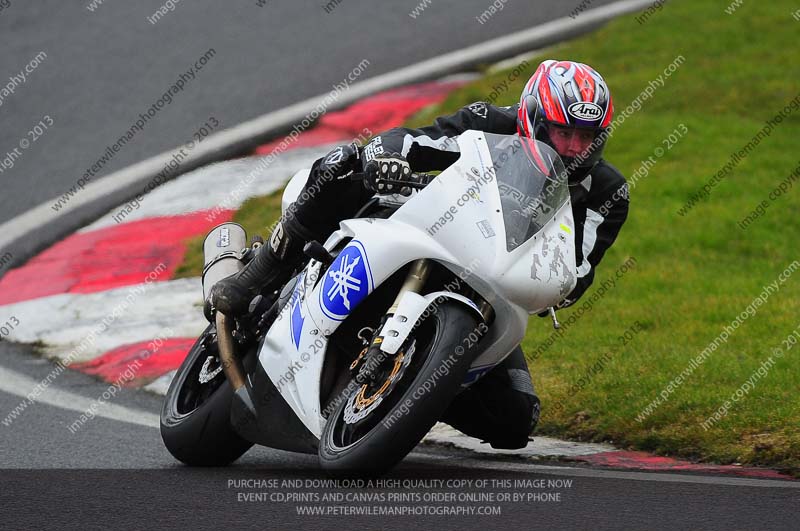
left=320, top=240, right=374, bottom=321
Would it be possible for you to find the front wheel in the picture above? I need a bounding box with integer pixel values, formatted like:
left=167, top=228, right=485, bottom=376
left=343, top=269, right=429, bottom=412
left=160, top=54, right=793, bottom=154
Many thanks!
left=319, top=302, right=484, bottom=476
left=160, top=324, right=253, bottom=466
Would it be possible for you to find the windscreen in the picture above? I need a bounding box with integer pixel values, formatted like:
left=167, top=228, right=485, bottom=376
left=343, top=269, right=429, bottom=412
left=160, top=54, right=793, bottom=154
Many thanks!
left=484, top=134, right=569, bottom=251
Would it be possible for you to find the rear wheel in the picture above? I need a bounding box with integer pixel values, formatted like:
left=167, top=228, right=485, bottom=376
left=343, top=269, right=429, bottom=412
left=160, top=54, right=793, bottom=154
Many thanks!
left=160, top=324, right=253, bottom=466
left=319, top=302, right=483, bottom=476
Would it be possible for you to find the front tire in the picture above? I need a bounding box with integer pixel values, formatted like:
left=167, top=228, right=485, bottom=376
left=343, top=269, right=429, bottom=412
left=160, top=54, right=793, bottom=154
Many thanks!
left=160, top=324, right=253, bottom=466
left=319, top=302, right=482, bottom=476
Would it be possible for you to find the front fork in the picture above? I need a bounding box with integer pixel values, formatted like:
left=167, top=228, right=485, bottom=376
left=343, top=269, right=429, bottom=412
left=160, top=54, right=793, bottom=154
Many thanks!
left=350, top=259, right=432, bottom=383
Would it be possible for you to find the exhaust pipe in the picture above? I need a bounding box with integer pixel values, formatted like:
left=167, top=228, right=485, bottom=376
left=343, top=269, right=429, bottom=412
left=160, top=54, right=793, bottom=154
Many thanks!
left=202, top=223, right=257, bottom=417
left=202, top=223, right=247, bottom=301
left=216, top=311, right=256, bottom=417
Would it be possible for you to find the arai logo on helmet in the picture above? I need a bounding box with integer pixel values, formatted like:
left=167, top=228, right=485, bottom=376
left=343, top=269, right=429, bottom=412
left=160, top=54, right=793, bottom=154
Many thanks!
left=568, top=102, right=603, bottom=121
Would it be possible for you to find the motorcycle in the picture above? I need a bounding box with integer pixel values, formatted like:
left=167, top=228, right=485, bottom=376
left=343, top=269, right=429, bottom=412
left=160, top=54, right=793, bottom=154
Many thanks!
left=160, top=131, right=576, bottom=475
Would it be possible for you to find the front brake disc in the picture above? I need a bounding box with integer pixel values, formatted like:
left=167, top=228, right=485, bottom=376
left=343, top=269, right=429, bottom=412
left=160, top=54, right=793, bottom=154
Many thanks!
left=342, top=340, right=417, bottom=424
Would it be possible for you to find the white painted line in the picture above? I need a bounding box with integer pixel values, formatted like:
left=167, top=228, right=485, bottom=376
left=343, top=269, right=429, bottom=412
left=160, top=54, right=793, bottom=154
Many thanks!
left=142, top=370, right=176, bottom=397
left=424, top=422, right=614, bottom=457
left=0, top=366, right=159, bottom=429
left=82, top=145, right=334, bottom=232
left=0, top=0, right=658, bottom=270
left=0, top=278, right=206, bottom=362
left=410, top=452, right=800, bottom=488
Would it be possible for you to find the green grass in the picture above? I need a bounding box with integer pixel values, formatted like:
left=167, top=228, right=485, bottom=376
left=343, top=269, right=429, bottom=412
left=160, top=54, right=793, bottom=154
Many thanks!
left=176, top=0, right=800, bottom=473
left=173, top=189, right=284, bottom=279
left=427, top=0, right=800, bottom=473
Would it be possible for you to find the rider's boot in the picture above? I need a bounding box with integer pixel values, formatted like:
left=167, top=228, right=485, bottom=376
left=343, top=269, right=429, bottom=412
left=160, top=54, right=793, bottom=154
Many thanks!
left=207, top=214, right=315, bottom=319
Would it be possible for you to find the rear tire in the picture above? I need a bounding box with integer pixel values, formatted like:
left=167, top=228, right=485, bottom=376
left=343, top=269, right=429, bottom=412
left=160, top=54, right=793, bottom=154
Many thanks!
left=318, top=302, right=482, bottom=476
left=160, top=325, right=253, bottom=466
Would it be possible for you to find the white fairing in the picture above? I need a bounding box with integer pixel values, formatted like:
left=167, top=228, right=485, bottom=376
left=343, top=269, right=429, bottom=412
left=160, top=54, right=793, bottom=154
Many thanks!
left=378, top=291, right=483, bottom=355
left=265, top=131, right=576, bottom=437
left=282, top=168, right=310, bottom=214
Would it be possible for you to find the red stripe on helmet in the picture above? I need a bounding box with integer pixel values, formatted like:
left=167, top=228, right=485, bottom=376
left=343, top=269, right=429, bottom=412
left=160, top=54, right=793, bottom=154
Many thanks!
left=526, top=62, right=548, bottom=94
left=518, top=99, right=534, bottom=137
left=573, top=64, right=596, bottom=102
left=538, top=80, right=566, bottom=125
left=601, top=93, right=614, bottom=128
left=525, top=73, right=537, bottom=95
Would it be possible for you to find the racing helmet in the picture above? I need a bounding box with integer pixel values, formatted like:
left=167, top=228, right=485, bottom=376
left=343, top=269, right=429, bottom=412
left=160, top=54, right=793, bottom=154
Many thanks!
left=517, top=60, right=613, bottom=175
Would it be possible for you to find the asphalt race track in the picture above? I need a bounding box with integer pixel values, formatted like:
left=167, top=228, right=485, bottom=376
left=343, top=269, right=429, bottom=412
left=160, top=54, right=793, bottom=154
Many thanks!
left=0, top=0, right=621, bottom=224
left=1, top=2, right=799, bottom=529
left=1, top=341, right=797, bottom=530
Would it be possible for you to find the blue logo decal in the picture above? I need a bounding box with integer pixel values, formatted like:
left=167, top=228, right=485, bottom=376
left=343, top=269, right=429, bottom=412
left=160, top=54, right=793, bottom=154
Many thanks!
left=319, top=240, right=373, bottom=321
left=289, top=274, right=305, bottom=349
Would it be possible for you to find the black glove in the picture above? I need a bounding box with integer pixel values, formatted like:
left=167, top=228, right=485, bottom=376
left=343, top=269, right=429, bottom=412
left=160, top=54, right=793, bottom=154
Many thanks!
left=363, top=153, right=413, bottom=194
left=315, top=142, right=362, bottom=182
